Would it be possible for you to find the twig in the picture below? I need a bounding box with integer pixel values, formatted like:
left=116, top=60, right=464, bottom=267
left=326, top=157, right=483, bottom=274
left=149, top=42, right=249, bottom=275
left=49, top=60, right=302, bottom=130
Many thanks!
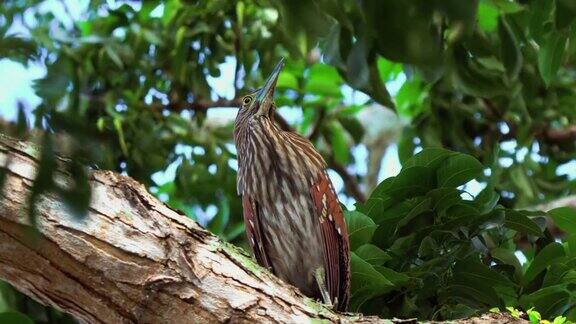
left=308, top=107, right=327, bottom=141
left=543, top=125, right=576, bottom=142
left=273, top=112, right=292, bottom=131
left=233, top=21, right=242, bottom=96
left=150, top=98, right=241, bottom=112
left=328, top=157, right=366, bottom=203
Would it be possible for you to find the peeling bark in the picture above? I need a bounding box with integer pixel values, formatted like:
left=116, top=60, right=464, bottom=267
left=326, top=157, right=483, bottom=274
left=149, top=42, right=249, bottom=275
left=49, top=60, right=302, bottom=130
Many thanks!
left=0, top=134, right=531, bottom=324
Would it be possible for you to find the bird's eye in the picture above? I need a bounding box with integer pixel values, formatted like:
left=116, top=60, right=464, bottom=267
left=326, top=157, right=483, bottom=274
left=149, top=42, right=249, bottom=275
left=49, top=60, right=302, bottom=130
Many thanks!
left=243, top=96, right=252, bottom=105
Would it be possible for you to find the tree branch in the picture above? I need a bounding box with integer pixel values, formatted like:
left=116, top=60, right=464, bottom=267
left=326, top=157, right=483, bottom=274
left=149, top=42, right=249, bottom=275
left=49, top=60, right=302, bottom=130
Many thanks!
left=482, top=99, right=576, bottom=144
left=328, top=158, right=367, bottom=203
left=0, top=134, right=384, bottom=323
left=307, top=107, right=327, bottom=142
left=536, top=194, right=576, bottom=211
left=156, top=98, right=241, bottom=112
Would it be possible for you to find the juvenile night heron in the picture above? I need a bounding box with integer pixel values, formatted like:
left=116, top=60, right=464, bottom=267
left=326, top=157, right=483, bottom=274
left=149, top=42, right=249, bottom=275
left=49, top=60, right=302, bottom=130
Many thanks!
left=234, top=58, right=350, bottom=311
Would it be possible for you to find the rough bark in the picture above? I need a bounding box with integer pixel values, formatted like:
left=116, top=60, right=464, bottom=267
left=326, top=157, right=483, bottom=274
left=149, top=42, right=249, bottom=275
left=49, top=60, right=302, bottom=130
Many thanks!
left=0, top=134, right=530, bottom=324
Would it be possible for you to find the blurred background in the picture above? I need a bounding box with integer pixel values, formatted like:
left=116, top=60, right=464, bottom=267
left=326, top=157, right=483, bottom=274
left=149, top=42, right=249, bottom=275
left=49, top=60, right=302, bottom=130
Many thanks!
left=1, top=0, right=576, bottom=322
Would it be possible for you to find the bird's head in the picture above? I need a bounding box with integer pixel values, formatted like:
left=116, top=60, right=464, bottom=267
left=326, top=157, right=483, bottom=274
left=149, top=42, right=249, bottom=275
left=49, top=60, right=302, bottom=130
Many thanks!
left=235, top=58, right=284, bottom=127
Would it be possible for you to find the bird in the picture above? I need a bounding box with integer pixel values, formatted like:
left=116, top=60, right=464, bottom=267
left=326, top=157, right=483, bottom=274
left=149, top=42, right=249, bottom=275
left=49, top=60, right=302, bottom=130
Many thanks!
left=233, top=58, right=350, bottom=311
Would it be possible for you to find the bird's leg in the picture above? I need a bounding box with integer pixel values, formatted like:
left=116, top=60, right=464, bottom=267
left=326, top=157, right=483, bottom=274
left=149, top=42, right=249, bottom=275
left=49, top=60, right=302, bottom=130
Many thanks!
left=314, top=267, right=333, bottom=309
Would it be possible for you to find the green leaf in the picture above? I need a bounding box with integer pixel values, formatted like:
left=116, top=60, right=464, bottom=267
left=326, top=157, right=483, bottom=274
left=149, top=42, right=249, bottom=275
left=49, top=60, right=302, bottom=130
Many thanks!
left=454, top=257, right=516, bottom=288
left=327, top=121, right=349, bottom=165
left=0, top=312, right=34, bottom=324
left=349, top=252, right=396, bottom=311
left=443, top=203, right=483, bottom=227
left=552, top=316, right=568, bottom=324
left=384, top=166, right=436, bottom=200
left=504, top=210, right=543, bottom=236
left=0, top=283, right=16, bottom=313
left=404, top=147, right=455, bottom=170
left=520, top=284, right=572, bottom=319
left=538, top=33, right=568, bottom=87
left=338, top=116, right=364, bottom=144
left=355, top=244, right=391, bottom=265
left=523, top=243, right=566, bottom=285
left=277, top=70, right=299, bottom=89
left=437, top=154, right=484, bottom=188
left=397, top=127, right=417, bottom=165
left=491, top=247, right=524, bottom=280
left=33, top=57, right=71, bottom=105
left=452, top=45, right=507, bottom=97
left=478, top=0, right=500, bottom=32
left=113, top=118, right=129, bottom=156
left=105, top=45, right=124, bottom=69
left=543, top=263, right=572, bottom=287
left=356, top=196, right=394, bottom=220
left=370, top=198, right=424, bottom=246
left=346, top=39, right=370, bottom=89
left=345, top=211, right=378, bottom=250
left=322, top=24, right=345, bottom=69
left=418, top=236, right=437, bottom=258
left=474, top=188, right=500, bottom=214
left=491, top=0, right=525, bottom=13
left=529, top=0, right=554, bottom=44
left=567, top=235, right=576, bottom=257
left=208, top=195, right=230, bottom=235
left=398, top=197, right=432, bottom=227
left=377, top=56, right=402, bottom=81
left=368, top=61, right=395, bottom=108
left=556, top=0, right=576, bottom=29
left=0, top=36, right=38, bottom=64
left=304, top=63, right=343, bottom=97
left=450, top=257, right=515, bottom=306
left=498, top=17, right=522, bottom=80
left=427, top=188, right=463, bottom=212
left=510, top=167, right=535, bottom=199
left=395, top=78, right=428, bottom=117
left=449, top=277, right=502, bottom=306
left=374, top=265, right=410, bottom=286
left=362, top=0, right=443, bottom=66
left=548, top=207, right=576, bottom=234
left=370, top=194, right=409, bottom=218
left=369, top=177, right=395, bottom=199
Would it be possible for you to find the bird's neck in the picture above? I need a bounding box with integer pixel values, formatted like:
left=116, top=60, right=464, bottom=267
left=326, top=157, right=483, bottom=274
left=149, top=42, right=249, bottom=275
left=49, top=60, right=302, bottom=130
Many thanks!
left=235, top=116, right=327, bottom=197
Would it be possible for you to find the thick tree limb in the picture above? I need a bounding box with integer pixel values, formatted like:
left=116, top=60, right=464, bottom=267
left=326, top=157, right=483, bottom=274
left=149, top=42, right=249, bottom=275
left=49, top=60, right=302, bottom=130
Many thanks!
left=0, top=134, right=386, bottom=323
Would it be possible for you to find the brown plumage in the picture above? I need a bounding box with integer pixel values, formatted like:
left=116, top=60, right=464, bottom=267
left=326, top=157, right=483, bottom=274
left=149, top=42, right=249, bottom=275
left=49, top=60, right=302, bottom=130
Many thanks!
left=233, top=58, right=350, bottom=311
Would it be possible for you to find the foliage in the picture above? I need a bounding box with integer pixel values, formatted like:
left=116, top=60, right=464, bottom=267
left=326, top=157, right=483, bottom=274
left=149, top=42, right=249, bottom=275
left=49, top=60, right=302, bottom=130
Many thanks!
left=0, top=282, right=75, bottom=323
left=348, top=148, right=576, bottom=320
left=494, top=306, right=573, bottom=324
left=0, top=0, right=576, bottom=322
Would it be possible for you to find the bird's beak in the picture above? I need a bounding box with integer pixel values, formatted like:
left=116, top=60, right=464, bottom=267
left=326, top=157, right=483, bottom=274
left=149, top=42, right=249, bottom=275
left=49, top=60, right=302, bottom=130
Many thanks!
left=255, top=58, right=284, bottom=116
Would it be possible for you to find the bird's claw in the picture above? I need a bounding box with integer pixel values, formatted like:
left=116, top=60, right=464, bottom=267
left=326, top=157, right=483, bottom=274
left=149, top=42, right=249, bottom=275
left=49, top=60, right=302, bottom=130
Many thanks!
left=314, top=267, right=336, bottom=309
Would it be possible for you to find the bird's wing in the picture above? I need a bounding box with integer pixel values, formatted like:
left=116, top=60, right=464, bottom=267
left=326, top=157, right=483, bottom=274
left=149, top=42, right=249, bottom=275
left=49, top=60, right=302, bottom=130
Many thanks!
left=311, top=171, right=350, bottom=311
left=242, top=194, right=273, bottom=271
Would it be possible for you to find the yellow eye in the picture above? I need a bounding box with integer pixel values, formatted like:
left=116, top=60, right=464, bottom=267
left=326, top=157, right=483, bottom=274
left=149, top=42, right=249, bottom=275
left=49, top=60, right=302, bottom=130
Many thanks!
left=243, top=96, right=253, bottom=105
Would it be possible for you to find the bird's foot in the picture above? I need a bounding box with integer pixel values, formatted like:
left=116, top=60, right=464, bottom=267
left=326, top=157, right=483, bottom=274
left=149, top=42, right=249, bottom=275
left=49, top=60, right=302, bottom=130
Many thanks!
left=314, top=267, right=335, bottom=309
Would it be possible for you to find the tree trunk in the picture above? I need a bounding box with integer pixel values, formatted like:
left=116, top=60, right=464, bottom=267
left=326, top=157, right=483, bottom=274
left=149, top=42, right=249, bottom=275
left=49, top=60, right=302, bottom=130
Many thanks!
left=0, top=134, right=528, bottom=323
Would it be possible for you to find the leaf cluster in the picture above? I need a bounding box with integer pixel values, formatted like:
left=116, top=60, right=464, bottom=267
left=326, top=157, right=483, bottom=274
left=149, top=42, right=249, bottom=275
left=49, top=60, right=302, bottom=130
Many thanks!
left=347, top=148, right=576, bottom=320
